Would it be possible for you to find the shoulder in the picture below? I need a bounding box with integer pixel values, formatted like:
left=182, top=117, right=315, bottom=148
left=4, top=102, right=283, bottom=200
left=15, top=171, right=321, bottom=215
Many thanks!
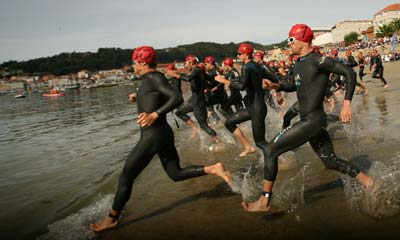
left=148, top=71, right=168, bottom=83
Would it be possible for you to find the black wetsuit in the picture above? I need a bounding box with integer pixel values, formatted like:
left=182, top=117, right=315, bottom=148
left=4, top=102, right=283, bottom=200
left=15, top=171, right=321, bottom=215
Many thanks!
left=263, top=52, right=360, bottom=182
left=206, top=68, right=233, bottom=119
left=345, top=55, right=366, bottom=88
left=112, top=71, right=205, bottom=211
left=174, top=67, right=217, bottom=137
left=282, top=101, right=300, bottom=129
left=370, top=54, right=388, bottom=85
left=259, top=62, right=281, bottom=113
left=167, top=76, right=182, bottom=94
left=225, top=61, right=267, bottom=149
left=224, top=67, right=244, bottom=111
left=357, top=56, right=366, bottom=81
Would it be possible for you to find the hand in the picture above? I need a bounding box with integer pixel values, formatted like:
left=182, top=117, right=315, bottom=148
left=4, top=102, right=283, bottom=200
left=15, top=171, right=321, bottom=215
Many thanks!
left=262, top=79, right=278, bottom=90
left=166, top=70, right=179, bottom=78
left=137, top=112, right=159, bottom=127
left=215, top=75, right=229, bottom=86
left=340, top=100, right=352, bottom=123
left=129, top=93, right=137, bottom=102
left=277, top=97, right=285, bottom=106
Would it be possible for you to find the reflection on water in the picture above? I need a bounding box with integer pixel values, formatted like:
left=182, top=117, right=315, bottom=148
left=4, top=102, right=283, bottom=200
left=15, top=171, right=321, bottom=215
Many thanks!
left=0, top=86, right=140, bottom=239
left=375, top=95, right=388, bottom=125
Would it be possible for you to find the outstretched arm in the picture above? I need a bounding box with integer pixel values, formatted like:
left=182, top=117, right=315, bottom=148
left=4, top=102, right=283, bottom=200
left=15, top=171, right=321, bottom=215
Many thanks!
left=317, top=56, right=356, bottom=123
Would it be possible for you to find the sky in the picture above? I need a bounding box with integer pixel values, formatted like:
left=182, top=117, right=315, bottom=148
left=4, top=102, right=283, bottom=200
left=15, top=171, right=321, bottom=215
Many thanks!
left=0, top=0, right=399, bottom=63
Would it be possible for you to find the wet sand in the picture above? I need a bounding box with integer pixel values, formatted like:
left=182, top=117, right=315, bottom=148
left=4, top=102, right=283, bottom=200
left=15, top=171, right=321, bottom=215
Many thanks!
left=98, top=61, right=400, bottom=240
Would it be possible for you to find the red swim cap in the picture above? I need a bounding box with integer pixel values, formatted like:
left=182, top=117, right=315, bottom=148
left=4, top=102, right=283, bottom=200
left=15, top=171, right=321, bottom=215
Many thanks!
left=132, top=46, right=157, bottom=64
left=166, top=63, right=176, bottom=71
left=288, top=24, right=314, bottom=43
left=197, top=63, right=205, bottom=71
left=223, top=57, right=234, bottom=67
left=331, top=49, right=339, bottom=56
left=346, top=49, right=352, bottom=55
left=185, top=54, right=198, bottom=63
left=238, top=43, right=254, bottom=55
left=204, top=56, right=216, bottom=65
left=253, top=51, right=264, bottom=59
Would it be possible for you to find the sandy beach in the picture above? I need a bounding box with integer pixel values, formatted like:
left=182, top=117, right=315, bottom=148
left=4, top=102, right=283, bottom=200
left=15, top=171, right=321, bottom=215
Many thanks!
left=95, top=60, right=400, bottom=240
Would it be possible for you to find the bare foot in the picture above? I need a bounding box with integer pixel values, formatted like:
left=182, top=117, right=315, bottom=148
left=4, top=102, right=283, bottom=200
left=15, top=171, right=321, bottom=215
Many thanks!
left=90, top=215, right=119, bottom=233
left=242, top=196, right=271, bottom=212
left=190, top=128, right=200, bottom=139
left=212, top=137, right=221, bottom=143
left=239, top=147, right=256, bottom=157
left=363, top=89, right=368, bottom=94
left=357, top=172, right=374, bottom=189
left=209, top=162, right=233, bottom=185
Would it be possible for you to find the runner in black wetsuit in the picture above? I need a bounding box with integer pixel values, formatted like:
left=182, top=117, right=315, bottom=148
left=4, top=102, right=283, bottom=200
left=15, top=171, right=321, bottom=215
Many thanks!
left=345, top=50, right=368, bottom=94
left=90, top=46, right=232, bottom=232
left=166, top=60, right=200, bottom=137
left=357, top=51, right=367, bottom=83
left=370, top=49, right=388, bottom=88
left=253, top=51, right=284, bottom=114
left=165, top=63, right=182, bottom=93
left=204, top=56, right=233, bottom=120
left=242, top=25, right=374, bottom=212
left=329, top=49, right=346, bottom=91
left=222, top=57, right=244, bottom=111
left=171, top=55, right=220, bottom=141
left=215, top=43, right=267, bottom=153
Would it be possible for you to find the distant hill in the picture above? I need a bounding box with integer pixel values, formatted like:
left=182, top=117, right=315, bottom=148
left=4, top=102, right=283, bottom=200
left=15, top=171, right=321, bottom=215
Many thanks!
left=0, top=40, right=286, bottom=76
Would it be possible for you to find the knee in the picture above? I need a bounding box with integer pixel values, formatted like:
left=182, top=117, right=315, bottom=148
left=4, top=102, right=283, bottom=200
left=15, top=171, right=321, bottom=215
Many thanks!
left=224, top=120, right=236, bottom=133
left=263, top=145, right=278, bottom=161
left=167, top=171, right=184, bottom=182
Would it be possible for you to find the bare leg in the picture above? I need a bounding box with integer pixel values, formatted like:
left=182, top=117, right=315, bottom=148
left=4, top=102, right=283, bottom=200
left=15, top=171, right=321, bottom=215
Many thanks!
left=329, top=98, right=335, bottom=112
left=242, top=180, right=274, bottom=212
left=204, top=162, right=233, bottom=185
left=358, top=82, right=368, bottom=94
left=233, top=128, right=256, bottom=157
left=186, top=119, right=200, bottom=139
left=90, top=209, right=120, bottom=232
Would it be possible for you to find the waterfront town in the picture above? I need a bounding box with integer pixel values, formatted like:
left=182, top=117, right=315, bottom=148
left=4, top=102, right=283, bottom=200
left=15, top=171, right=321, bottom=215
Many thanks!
left=1, top=3, right=399, bottom=95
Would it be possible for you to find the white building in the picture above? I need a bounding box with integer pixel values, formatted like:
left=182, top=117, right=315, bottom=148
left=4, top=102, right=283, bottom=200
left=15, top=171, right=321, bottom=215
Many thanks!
left=312, top=28, right=333, bottom=46
left=373, top=3, right=400, bottom=33
left=331, top=20, right=373, bottom=44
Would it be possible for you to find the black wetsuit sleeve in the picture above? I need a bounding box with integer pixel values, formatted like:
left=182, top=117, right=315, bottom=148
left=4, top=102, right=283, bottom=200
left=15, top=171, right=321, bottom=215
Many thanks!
left=317, top=56, right=356, bottom=101
left=152, top=75, right=184, bottom=116
left=277, top=75, right=297, bottom=92
left=262, top=65, right=280, bottom=83
left=230, top=66, right=248, bottom=90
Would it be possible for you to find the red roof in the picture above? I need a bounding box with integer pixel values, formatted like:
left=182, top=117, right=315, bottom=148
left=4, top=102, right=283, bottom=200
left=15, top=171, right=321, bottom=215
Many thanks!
left=375, top=3, right=400, bottom=16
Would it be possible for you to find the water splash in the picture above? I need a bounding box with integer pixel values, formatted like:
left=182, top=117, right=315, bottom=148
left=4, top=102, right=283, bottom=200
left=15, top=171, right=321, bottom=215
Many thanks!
left=274, top=162, right=308, bottom=212
left=230, top=160, right=307, bottom=212
left=342, top=156, right=400, bottom=218
left=343, top=115, right=384, bottom=149
left=37, top=194, right=114, bottom=240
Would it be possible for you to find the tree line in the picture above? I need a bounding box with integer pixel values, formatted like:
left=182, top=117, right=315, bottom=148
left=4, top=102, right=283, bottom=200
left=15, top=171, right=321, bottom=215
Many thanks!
left=0, top=41, right=286, bottom=77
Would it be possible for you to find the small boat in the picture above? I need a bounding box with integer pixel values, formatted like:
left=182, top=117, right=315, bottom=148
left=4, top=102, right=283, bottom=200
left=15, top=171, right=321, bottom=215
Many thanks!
left=42, top=93, right=65, bottom=97
left=14, top=94, right=26, bottom=98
